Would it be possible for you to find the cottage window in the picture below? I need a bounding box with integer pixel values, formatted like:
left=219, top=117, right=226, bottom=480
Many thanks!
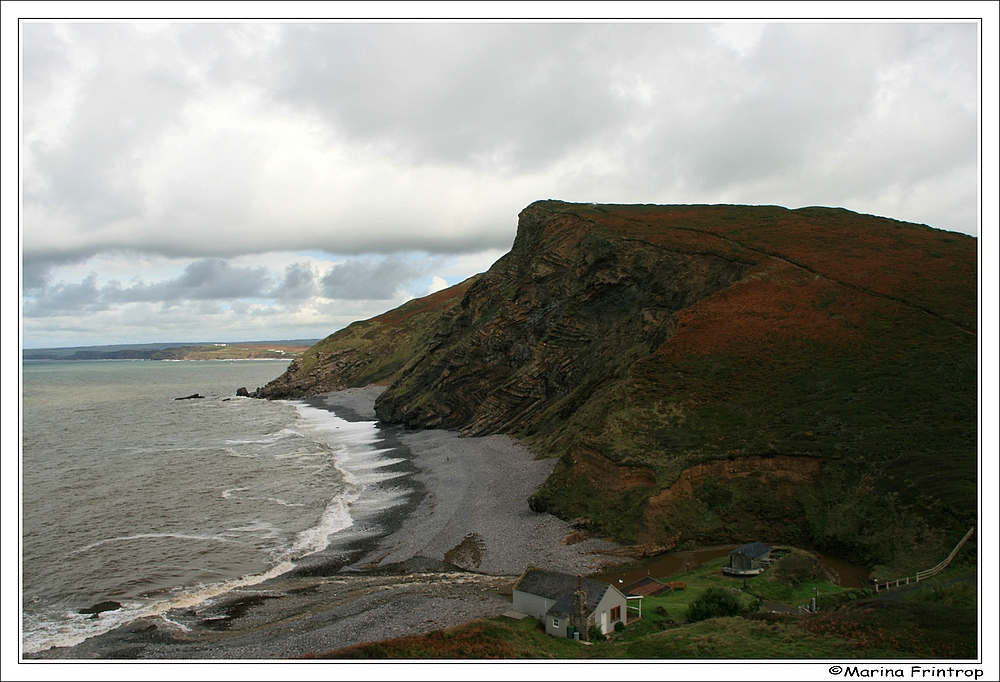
left=610, top=606, right=621, bottom=622
left=552, top=618, right=560, bottom=628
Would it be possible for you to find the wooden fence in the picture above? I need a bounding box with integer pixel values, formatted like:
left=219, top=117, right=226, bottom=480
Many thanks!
left=873, top=527, right=975, bottom=592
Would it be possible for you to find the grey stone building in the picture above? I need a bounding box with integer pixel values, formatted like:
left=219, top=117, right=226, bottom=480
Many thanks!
left=511, top=568, right=629, bottom=640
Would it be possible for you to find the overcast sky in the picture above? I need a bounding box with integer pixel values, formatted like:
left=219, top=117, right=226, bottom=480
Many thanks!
left=14, top=19, right=987, bottom=348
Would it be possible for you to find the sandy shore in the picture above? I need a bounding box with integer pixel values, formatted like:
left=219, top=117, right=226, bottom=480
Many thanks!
left=31, top=386, right=623, bottom=659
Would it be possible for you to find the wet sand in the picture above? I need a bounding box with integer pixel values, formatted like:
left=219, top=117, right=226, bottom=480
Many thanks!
left=30, top=386, right=622, bottom=659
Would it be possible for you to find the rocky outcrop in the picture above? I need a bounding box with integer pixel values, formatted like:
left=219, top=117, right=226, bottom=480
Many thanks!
left=374, top=202, right=752, bottom=435
left=253, top=279, right=475, bottom=399
left=79, top=600, right=122, bottom=616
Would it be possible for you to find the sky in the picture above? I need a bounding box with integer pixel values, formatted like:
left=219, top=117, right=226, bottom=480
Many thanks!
left=11, top=14, right=992, bottom=349
left=5, top=9, right=1000, bottom=680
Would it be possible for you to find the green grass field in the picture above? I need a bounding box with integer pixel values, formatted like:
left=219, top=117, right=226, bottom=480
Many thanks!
left=316, top=548, right=977, bottom=660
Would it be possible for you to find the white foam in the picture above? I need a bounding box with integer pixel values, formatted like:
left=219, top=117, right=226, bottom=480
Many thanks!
left=22, top=560, right=298, bottom=654
left=222, top=521, right=283, bottom=539
left=25, top=400, right=407, bottom=655
left=350, top=488, right=410, bottom=513
left=263, top=497, right=305, bottom=507
left=344, top=456, right=407, bottom=471
left=284, top=492, right=357, bottom=559
left=69, top=533, right=233, bottom=556
left=278, top=401, right=411, bottom=558
left=157, top=613, right=191, bottom=632
left=224, top=428, right=298, bottom=445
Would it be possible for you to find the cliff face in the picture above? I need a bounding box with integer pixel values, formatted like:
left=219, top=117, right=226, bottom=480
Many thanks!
left=374, top=202, right=753, bottom=434
left=252, top=279, right=474, bottom=398
left=259, top=201, right=977, bottom=572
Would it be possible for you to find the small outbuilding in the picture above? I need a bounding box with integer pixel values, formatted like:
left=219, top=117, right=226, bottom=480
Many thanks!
left=512, top=568, right=628, bottom=640
left=724, top=542, right=773, bottom=576
left=622, top=575, right=670, bottom=598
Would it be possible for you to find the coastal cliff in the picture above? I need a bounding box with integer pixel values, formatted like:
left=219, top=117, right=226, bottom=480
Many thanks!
left=253, top=279, right=475, bottom=398
left=256, top=200, right=977, bottom=574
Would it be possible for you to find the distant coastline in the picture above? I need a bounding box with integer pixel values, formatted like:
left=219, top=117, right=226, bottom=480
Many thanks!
left=22, top=340, right=321, bottom=362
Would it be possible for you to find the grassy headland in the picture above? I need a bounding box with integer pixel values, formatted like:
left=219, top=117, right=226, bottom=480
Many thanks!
left=257, top=201, right=977, bottom=579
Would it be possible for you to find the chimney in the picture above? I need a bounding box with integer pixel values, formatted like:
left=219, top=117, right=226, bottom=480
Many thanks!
left=574, top=574, right=588, bottom=641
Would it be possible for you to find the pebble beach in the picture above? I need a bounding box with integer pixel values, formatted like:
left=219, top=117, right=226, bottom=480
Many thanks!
left=30, top=386, right=623, bottom=660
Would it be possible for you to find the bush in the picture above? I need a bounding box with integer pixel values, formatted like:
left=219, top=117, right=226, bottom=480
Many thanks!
left=907, top=582, right=976, bottom=609
left=685, top=587, right=747, bottom=623
left=775, top=554, right=816, bottom=586
left=588, top=625, right=606, bottom=642
left=614, top=621, right=625, bottom=632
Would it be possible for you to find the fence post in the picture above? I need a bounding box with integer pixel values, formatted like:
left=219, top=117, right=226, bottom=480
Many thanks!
left=879, top=527, right=973, bottom=592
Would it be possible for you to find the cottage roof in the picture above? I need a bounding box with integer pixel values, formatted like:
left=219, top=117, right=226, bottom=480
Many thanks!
left=622, top=575, right=670, bottom=597
left=513, top=568, right=618, bottom=616
left=730, top=542, right=772, bottom=559
left=546, top=596, right=576, bottom=618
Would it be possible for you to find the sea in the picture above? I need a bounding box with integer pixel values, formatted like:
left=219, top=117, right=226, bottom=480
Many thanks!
left=21, top=359, right=410, bottom=654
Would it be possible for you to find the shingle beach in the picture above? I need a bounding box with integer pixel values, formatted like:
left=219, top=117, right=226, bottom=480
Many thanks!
left=31, top=387, right=623, bottom=659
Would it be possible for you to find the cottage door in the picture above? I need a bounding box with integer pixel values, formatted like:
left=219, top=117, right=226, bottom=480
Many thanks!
left=601, top=610, right=609, bottom=633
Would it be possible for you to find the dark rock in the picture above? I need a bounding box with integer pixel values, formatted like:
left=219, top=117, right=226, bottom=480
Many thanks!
left=235, top=387, right=250, bottom=397
left=174, top=394, right=205, bottom=400
left=80, top=600, right=122, bottom=615
left=374, top=201, right=751, bottom=436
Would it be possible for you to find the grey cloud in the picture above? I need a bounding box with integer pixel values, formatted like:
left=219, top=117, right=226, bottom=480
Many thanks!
left=107, top=259, right=271, bottom=302
left=320, top=257, right=418, bottom=300
left=23, top=258, right=271, bottom=317
left=22, top=274, right=106, bottom=317
left=21, top=254, right=429, bottom=321
left=19, top=21, right=981, bottom=290
left=269, top=22, right=977, bottom=215
left=21, top=263, right=51, bottom=294
left=268, top=261, right=318, bottom=300
left=21, top=252, right=94, bottom=294
left=270, top=24, right=704, bottom=173
left=23, top=24, right=195, bottom=231
left=602, top=23, right=979, bottom=203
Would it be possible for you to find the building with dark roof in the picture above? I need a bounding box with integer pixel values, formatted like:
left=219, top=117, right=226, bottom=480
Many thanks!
left=622, top=575, right=670, bottom=597
left=725, top=542, right=773, bottom=575
left=512, top=568, right=628, bottom=639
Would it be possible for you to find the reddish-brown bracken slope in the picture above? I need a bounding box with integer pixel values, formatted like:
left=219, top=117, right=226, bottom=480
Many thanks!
left=262, top=201, right=977, bottom=573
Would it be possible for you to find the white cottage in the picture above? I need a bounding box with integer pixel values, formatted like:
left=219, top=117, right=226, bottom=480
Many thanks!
left=512, top=568, right=628, bottom=640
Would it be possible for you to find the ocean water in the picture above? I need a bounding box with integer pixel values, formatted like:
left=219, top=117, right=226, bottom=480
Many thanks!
left=21, top=360, right=408, bottom=654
